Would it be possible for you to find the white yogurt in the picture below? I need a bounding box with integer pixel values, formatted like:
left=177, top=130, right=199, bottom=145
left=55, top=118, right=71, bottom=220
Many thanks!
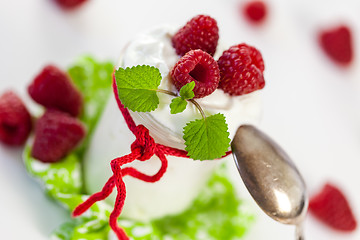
left=84, top=25, right=263, bottom=222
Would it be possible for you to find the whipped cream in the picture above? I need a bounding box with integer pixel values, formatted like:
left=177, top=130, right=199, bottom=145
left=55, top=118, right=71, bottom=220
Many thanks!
left=84, top=25, right=263, bottom=221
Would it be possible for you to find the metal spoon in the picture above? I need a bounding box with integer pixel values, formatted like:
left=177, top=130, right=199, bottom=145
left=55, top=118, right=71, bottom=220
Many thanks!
left=231, top=125, right=308, bottom=240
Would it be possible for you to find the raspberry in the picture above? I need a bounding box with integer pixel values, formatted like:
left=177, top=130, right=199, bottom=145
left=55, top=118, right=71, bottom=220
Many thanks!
left=309, top=183, right=357, bottom=231
left=242, top=1, right=268, bottom=24
left=31, top=109, right=86, bottom=163
left=172, top=15, right=219, bottom=56
left=0, top=91, right=32, bottom=146
left=319, top=25, right=353, bottom=65
left=54, top=0, right=88, bottom=9
left=217, top=43, right=265, bottom=96
left=171, top=49, right=220, bottom=98
left=28, top=65, right=83, bottom=117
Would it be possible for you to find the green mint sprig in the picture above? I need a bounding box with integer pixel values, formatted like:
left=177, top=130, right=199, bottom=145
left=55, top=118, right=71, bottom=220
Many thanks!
left=115, top=65, right=230, bottom=160
left=170, top=81, right=195, bottom=114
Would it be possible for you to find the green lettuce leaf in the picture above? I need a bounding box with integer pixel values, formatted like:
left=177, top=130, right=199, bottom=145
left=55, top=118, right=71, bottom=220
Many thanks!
left=24, top=56, right=114, bottom=239
left=52, top=221, right=111, bottom=240
left=67, top=56, right=114, bottom=157
left=121, top=165, right=254, bottom=240
left=50, top=165, right=254, bottom=240
left=24, top=145, right=112, bottom=239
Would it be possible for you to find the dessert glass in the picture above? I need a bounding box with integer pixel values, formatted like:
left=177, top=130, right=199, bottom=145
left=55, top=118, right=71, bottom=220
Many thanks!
left=84, top=25, right=263, bottom=222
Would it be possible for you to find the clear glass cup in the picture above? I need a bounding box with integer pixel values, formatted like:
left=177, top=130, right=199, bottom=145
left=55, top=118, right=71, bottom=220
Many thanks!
left=84, top=25, right=263, bottom=221
left=84, top=95, right=222, bottom=221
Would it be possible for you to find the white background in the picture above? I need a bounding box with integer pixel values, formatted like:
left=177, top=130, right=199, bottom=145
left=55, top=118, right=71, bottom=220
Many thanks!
left=0, top=0, right=360, bottom=239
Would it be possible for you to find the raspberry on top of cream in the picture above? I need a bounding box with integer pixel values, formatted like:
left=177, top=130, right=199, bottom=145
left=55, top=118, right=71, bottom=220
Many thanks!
left=119, top=25, right=263, bottom=147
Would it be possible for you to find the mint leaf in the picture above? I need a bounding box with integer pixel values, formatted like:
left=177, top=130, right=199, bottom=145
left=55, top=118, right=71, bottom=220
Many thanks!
left=170, top=82, right=195, bottom=114
left=115, top=65, right=162, bottom=112
left=183, top=113, right=230, bottom=160
left=170, top=97, right=187, bottom=114
left=179, top=81, right=195, bottom=100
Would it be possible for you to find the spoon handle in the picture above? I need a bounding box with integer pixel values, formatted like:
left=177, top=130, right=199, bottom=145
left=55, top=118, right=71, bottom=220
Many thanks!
left=295, top=223, right=305, bottom=240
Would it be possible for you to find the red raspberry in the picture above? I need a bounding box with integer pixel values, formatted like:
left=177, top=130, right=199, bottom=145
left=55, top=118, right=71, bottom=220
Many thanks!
left=171, top=49, right=220, bottom=98
left=172, top=15, right=219, bottom=56
left=319, top=25, right=353, bottom=65
left=309, top=183, right=357, bottom=231
left=0, top=91, right=32, bottom=146
left=54, top=0, right=88, bottom=9
left=31, top=109, right=86, bottom=163
left=242, top=1, right=268, bottom=24
left=28, top=65, right=83, bottom=117
left=217, top=43, right=265, bottom=96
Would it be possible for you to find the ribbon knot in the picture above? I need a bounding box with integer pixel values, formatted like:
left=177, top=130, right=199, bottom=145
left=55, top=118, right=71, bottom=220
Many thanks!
left=131, top=124, right=156, bottom=161
left=73, top=77, right=192, bottom=240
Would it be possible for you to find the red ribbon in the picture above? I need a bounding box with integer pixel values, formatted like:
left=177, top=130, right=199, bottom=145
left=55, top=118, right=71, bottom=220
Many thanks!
left=72, top=74, right=189, bottom=239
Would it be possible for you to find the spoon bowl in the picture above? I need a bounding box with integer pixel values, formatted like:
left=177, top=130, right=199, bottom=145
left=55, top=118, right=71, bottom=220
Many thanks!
left=231, top=125, right=308, bottom=238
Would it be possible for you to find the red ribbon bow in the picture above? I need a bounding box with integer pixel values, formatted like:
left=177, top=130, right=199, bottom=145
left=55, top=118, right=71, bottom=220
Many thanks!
left=73, top=74, right=189, bottom=239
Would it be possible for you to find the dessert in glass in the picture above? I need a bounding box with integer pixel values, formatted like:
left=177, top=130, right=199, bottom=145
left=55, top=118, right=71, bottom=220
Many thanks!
left=82, top=14, right=265, bottom=239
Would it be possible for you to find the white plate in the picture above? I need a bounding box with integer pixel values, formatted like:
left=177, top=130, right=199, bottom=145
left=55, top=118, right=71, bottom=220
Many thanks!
left=0, top=0, right=359, bottom=239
